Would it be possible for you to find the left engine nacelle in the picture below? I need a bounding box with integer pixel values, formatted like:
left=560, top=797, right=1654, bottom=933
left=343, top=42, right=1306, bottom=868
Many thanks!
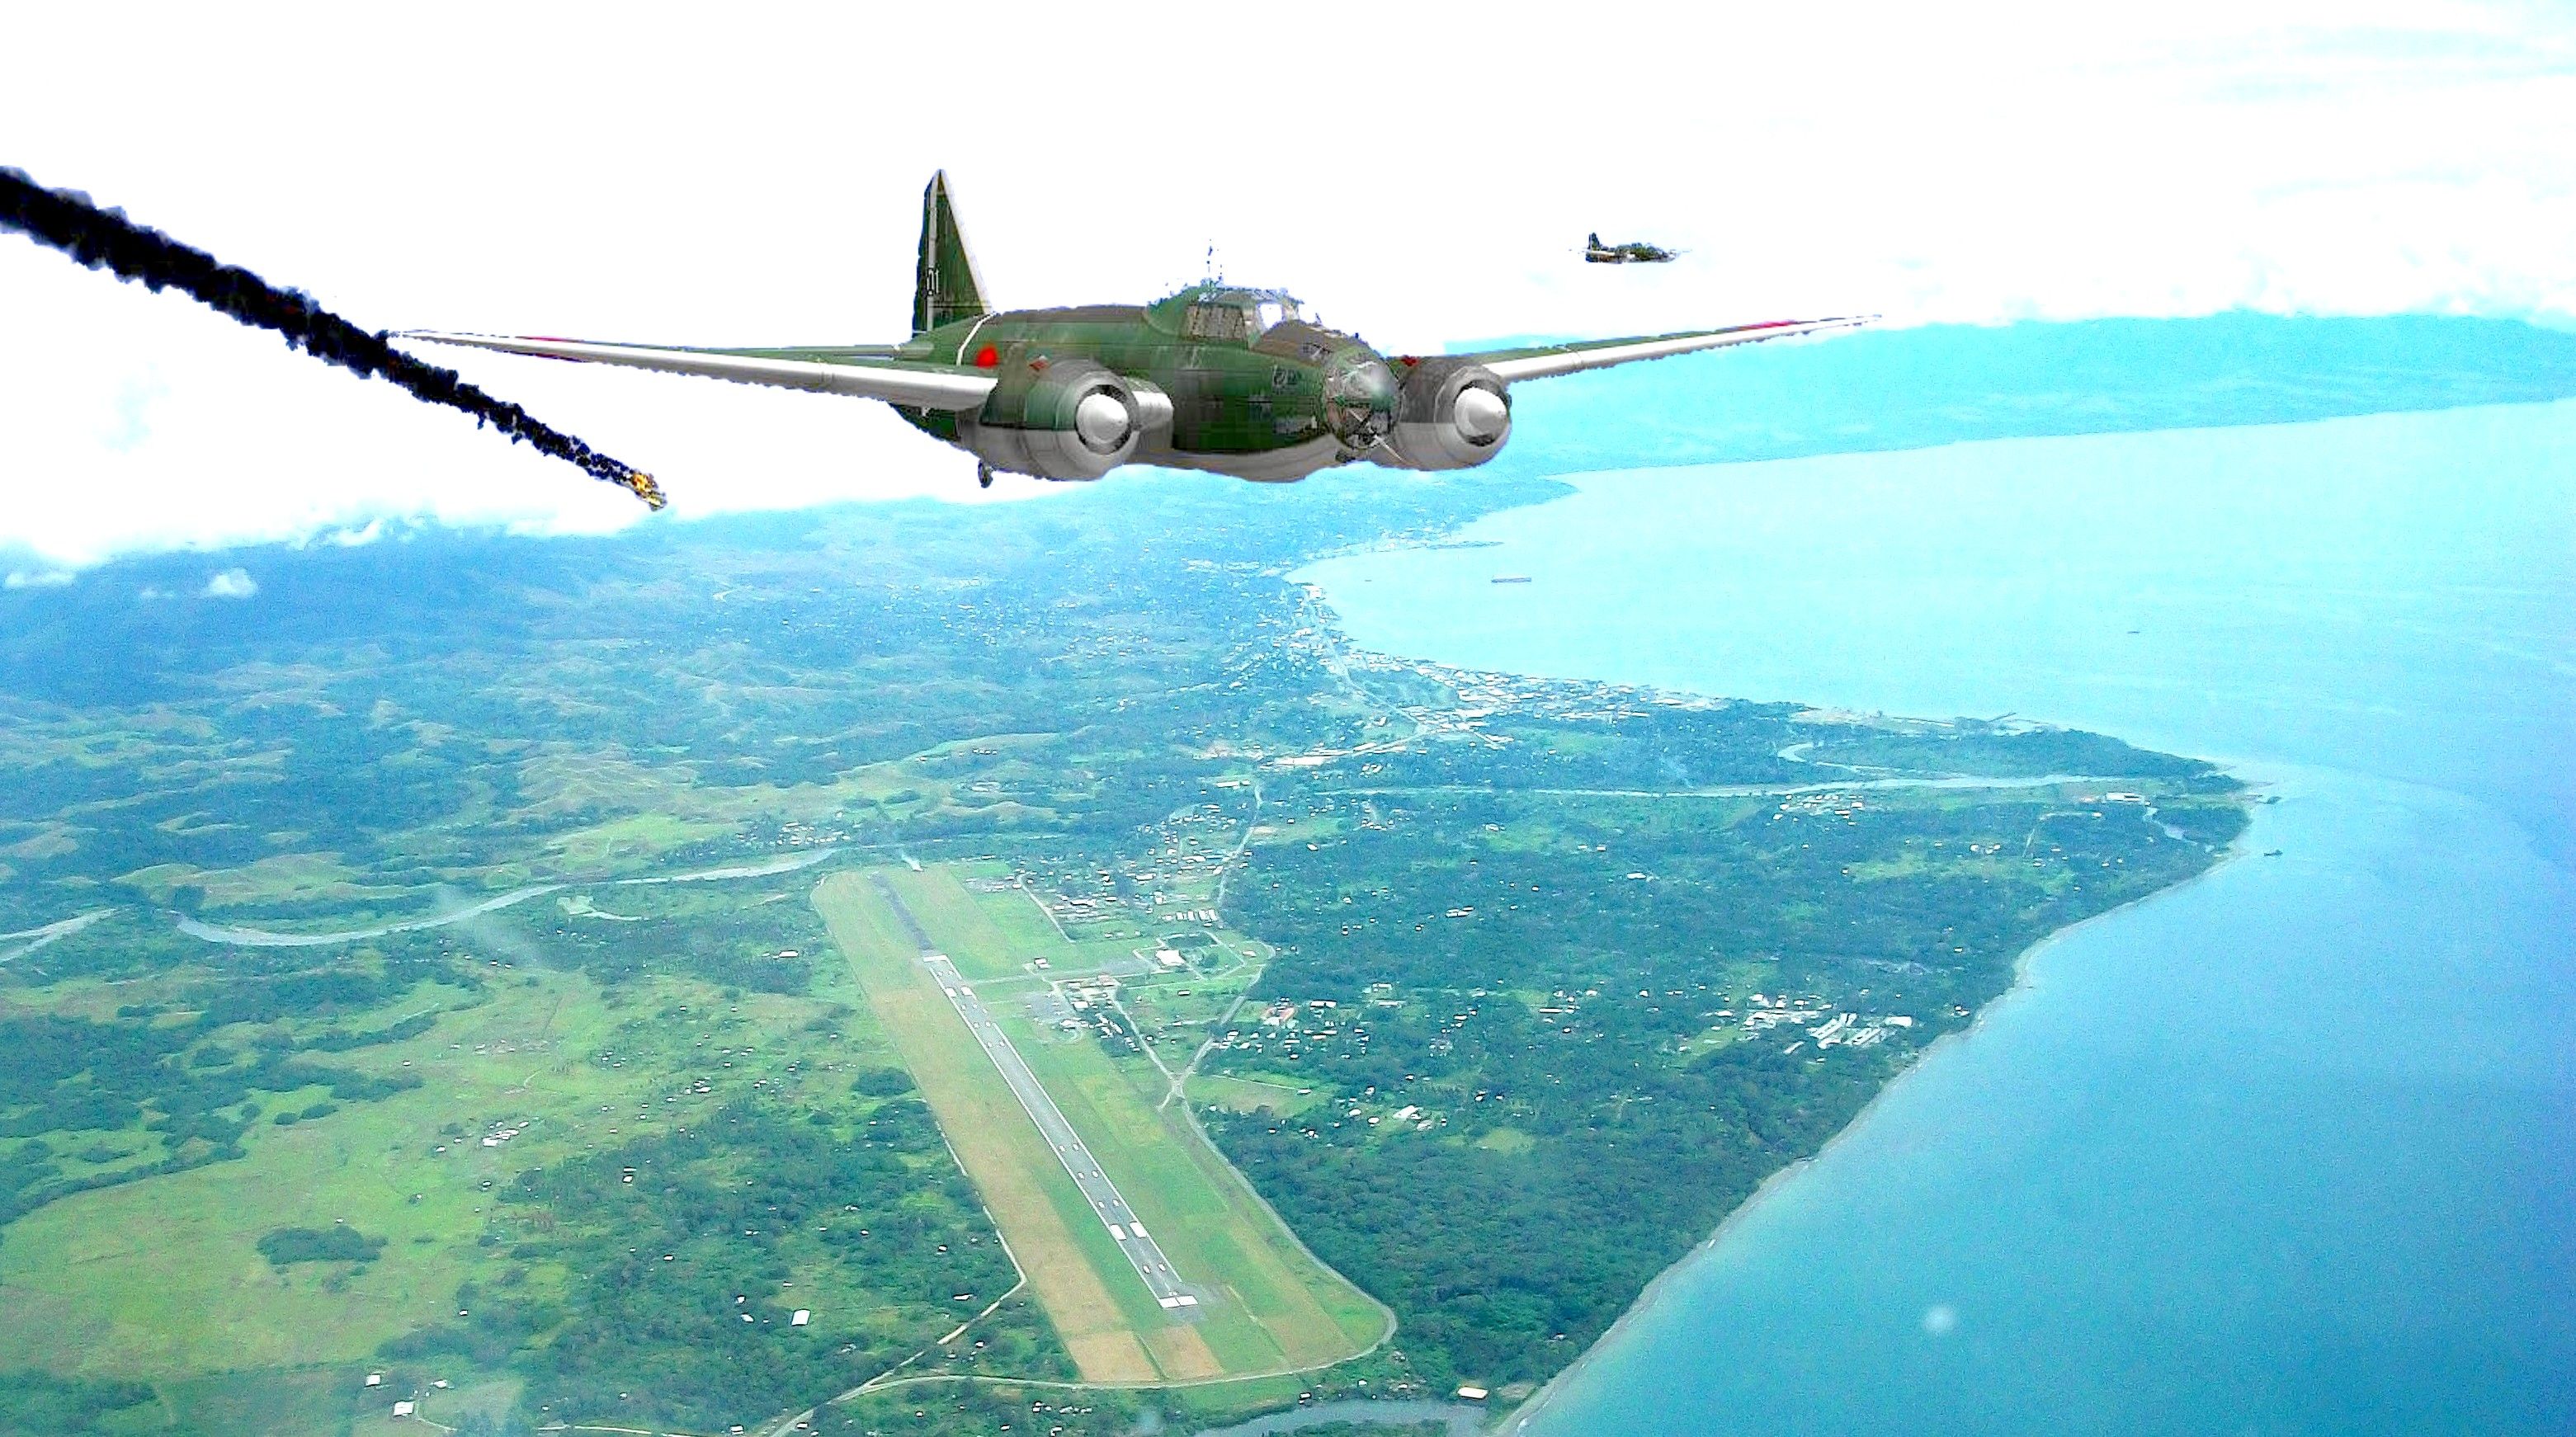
left=958, top=356, right=1171, bottom=481
left=1380, top=357, right=1511, bottom=470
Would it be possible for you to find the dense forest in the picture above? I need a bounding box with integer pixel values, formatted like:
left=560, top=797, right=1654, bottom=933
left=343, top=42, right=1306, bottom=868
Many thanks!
left=0, top=1371, right=158, bottom=1437
left=417, top=1092, right=1059, bottom=1430
left=1204, top=780, right=2239, bottom=1389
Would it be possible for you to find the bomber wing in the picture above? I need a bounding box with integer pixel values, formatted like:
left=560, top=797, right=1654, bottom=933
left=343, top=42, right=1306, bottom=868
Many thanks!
left=1460, top=315, right=1871, bottom=382
left=391, top=332, right=997, bottom=412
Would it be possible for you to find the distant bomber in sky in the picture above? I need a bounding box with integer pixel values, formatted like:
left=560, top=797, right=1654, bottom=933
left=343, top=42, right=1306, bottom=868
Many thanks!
left=1583, top=233, right=1682, bottom=264
left=401, top=176, right=1860, bottom=489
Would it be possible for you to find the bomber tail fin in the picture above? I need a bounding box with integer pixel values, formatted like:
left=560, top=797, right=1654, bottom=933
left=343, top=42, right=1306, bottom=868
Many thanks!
left=912, top=171, right=988, bottom=336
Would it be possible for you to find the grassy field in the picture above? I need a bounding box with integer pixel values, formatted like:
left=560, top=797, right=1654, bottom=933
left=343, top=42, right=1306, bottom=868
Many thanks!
left=887, top=867, right=1040, bottom=984
left=5, top=973, right=816, bottom=1351
left=1191, top=1075, right=1322, bottom=1118
left=0, top=905, right=979, bottom=1435
left=112, top=853, right=412, bottom=911
left=812, top=866, right=1384, bottom=1388
left=1, top=969, right=628, bottom=1382
left=814, top=870, right=1162, bottom=1384
left=993, top=987, right=1382, bottom=1373
left=901, top=863, right=1177, bottom=983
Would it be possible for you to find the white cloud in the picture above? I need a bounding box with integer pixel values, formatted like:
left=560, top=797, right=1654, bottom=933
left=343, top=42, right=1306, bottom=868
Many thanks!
left=4, top=568, right=75, bottom=589
left=202, top=568, right=257, bottom=599
left=1, top=2, right=2569, bottom=567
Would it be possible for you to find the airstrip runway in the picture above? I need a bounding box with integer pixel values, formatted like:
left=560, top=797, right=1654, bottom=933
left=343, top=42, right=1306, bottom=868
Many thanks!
left=872, top=876, right=1200, bottom=1313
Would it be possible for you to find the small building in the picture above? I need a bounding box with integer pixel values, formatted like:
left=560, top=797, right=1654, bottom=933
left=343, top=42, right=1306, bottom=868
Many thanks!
left=1456, top=1386, right=1489, bottom=1402
left=790, top=1309, right=811, bottom=1326
left=364, top=1373, right=383, bottom=1388
left=392, top=1401, right=415, bottom=1416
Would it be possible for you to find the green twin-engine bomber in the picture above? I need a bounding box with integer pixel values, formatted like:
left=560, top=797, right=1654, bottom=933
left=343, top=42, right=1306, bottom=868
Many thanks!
left=400, top=173, right=1866, bottom=488
left=1584, top=231, right=1682, bottom=264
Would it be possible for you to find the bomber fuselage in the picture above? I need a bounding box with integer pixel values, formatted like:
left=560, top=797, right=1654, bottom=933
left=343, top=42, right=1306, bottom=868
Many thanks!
left=394, top=173, right=1858, bottom=492
left=888, top=285, right=1413, bottom=483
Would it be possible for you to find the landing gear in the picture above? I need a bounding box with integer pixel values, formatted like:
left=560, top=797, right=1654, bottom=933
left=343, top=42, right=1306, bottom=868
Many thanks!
left=977, top=462, right=995, bottom=489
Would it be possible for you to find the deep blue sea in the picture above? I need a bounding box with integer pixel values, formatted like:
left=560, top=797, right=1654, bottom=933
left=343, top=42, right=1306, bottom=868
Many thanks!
left=1300, top=400, right=2575, bottom=1435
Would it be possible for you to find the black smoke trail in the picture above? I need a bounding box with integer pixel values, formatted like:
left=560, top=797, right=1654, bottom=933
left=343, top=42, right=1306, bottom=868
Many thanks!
left=1, top=166, right=663, bottom=510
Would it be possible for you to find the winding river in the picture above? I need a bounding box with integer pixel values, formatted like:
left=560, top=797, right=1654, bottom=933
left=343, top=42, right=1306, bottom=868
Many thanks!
left=172, top=846, right=841, bottom=947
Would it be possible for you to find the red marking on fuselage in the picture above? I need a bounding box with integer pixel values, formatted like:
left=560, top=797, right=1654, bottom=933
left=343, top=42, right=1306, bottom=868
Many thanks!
left=974, top=345, right=999, bottom=367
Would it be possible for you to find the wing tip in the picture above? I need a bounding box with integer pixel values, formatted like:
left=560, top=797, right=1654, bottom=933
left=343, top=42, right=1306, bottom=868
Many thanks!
left=388, top=328, right=504, bottom=348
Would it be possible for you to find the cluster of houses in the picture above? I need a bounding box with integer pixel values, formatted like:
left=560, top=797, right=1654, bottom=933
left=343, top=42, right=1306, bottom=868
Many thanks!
left=1776, top=791, right=1869, bottom=821
left=1044, top=977, right=1144, bottom=1054
left=772, top=817, right=850, bottom=847
left=1280, top=581, right=1721, bottom=734
left=1732, top=993, right=1916, bottom=1055
left=1211, top=996, right=1369, bottom=1066
left=1017, top=802, right=1246, bottom=934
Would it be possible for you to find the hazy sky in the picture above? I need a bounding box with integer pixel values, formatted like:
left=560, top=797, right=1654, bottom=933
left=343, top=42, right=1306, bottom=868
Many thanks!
left=4, top=2, right=2571, bottom=572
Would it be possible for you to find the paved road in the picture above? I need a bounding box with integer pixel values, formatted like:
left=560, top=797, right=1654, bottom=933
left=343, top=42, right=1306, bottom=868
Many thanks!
left=873, top=877, right=1200, bottom=1313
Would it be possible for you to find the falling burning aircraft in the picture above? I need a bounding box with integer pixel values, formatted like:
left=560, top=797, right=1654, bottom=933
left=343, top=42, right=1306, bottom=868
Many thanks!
left=0, top=166, right=663, bottom=509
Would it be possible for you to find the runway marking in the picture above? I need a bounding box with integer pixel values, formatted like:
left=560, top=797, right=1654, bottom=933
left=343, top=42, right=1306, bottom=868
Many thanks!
left=921, top=949, right=1199, bottom=1310
left=870, top=873, right=1197, bottom=1311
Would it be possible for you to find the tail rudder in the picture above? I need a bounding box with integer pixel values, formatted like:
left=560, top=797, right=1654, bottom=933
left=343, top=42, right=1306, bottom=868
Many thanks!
left=913, top=171, right=987, bottom=336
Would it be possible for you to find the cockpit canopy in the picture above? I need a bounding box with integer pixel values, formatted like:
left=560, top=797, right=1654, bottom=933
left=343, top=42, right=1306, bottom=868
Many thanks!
left=1153, top=285, right=1319, bottom=342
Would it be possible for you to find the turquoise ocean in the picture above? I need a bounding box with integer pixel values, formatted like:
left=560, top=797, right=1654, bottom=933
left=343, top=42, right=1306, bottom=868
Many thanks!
left=1299, top=398, right=2575, bottom=1435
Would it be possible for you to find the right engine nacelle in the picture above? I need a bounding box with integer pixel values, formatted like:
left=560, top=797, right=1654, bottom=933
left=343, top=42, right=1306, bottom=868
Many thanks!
left=1381, top=357, right=1511, bottom=470
left=958, top=355, right=1172, bottom=481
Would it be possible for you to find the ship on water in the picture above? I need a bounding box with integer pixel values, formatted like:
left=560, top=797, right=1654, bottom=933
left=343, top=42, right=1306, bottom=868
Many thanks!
left=1493, top=574, right=1533, bottom=584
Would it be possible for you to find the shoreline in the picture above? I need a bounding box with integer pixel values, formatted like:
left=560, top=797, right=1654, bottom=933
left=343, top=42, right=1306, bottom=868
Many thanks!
left=1498, top=795, right=2261, bottom=1434
left=1285, top=486, right=2276, bottom=1436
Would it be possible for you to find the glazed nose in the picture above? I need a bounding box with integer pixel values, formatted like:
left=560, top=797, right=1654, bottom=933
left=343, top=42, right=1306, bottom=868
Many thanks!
left=1323, top=354, right=1398, bottom=445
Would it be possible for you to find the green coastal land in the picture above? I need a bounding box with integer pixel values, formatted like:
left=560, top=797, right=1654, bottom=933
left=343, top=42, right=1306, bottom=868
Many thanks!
left=0, top=471, right=2239, bottom=1437
left=19, top=307, right=2545, bottom=1436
